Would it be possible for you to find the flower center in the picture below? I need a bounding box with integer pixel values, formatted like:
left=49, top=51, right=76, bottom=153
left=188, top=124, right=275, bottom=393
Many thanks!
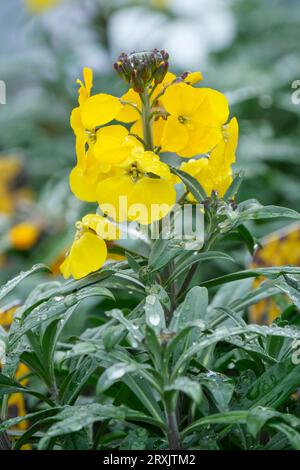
left=128, top=162, right=143, bottom=182
left=86, top=129, right=97, bottom=144
left=178, top=115, right=189, bottom=125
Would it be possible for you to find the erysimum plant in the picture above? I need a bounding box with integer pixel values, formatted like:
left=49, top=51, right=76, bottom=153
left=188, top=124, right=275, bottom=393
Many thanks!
left=1, top=50, right=300, bottom=451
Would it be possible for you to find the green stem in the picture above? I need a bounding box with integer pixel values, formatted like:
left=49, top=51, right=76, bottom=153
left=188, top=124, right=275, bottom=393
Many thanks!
left=1, top=395, right=8, bottom=421
left=140, top=89, right=154, bottom=150
left=166, top=408, right=182, bottom=450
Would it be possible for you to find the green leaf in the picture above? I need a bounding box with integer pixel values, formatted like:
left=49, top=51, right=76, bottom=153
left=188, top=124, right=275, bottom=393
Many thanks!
left=125, top=252, right=141, bottom=274
left=224, top=171, right=244, bottom=200
left=59, top=357, right=99, bottom=405
left=237, top=224, right=257, bottom=255
left=38, top=404, right=129, bottom=449
left=201, top=266, right=300, bottom=289
left=148, top=238, right=182, bottom=272
left=145, top=325, right=162, bottom=371
left=238, top=202, right=300, bottom=223
left=120, top=428, right=148, bottom=450
left=0, top=407, right=61, bottom=433
left=199, top=372, right=235, bottom=411
left=166, top=252, right=235, bottom=286
left=246, top=406, right=300, bottom=438
left=170, top=286, right=208, bottom=332
left=144, top=295, right=166, bottom=333
left=0, top=372, right=53, bottom=405
left=9, top=287, right=113, bottom=347
left=0, top=264, right=50, bottom=303
left=171, top=167, right=207, bottom=201
left=240, top=358, right=300, bottom=409
left=270, top=422, right=300, bottom=450
left=182, top=411, right=248, bottom=437
left=97, top=362, right=150, bottom=394
left=165, top=377, right=202, bottom=404
left=106, top=309, right=143, bottom=346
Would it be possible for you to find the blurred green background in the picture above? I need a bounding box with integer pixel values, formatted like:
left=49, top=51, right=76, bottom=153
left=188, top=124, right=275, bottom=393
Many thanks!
left=0, top=0, right=300, bottom=285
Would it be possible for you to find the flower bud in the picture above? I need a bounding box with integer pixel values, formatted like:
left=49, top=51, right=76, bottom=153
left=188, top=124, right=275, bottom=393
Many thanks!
left=114, top=49, right=169, bottom=93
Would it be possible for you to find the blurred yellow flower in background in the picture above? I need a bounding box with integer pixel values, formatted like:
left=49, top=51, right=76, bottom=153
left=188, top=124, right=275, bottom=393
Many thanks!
left=9, top=222, right=40, bottom=251
left=25, top=0, right=59, bottom=13
left=250, top=223, right=300, bottom=324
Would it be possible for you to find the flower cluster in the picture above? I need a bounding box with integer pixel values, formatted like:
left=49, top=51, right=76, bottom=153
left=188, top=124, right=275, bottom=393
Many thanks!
left=60, top=50, right=238, bottom=279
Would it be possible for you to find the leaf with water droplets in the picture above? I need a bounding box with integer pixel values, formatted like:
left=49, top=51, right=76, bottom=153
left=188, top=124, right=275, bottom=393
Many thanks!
left=0, top=264, right=50, bottom=303
left=165, top=376, right=203, bottom=404
left=144, top=295, right=165, bottom=333
left=38, top=404, right=129, bottom=449
left=97, top=363, right=150, bottom=394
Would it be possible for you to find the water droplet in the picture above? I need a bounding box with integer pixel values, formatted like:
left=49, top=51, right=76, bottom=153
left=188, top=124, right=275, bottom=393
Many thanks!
left=110, top=367, right=126, bottom=380
left=148, top=312, right=160, bottom=326
left=146, top=295, right=156, bottom=305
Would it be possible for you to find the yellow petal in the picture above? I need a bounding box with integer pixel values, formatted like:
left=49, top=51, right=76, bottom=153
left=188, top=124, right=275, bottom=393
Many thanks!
left=97, top=174, right=135, bottom=222
left=60, top=232, right=107, bottom=280
left=161, top=83, right=204, bottom=117
left=152, top=72, right=176, bottom=99
left=81, top=94, right=121, bottom=129
left=95, top=218, right=121, bottom=240
left=81, top=213, right=120, bottom=240
left=94, top=125, right=141, bottom=164
left=131, top=117, right=166, bottom=148
left=192, top=88, right=229, bottom=125
left=184, top=71, right=203, bottom=85
left=161, top=115, right=189, bottom=153
left=136, top=151, right=171, bottom=179
left=83, top=68, right=93, bottom=90
left=77, top=67, right=93, bottom=106
left=69, top=165, right=98, bottom=202
left=128, top=178, right=176, bottom=224
left=117, top=88, right=141, bottom=123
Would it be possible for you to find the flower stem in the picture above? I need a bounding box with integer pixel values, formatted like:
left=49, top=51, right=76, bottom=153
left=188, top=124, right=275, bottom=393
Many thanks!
left=141, top=89, right=154, bottom=151
left=166, top=409, right=182, bottom=450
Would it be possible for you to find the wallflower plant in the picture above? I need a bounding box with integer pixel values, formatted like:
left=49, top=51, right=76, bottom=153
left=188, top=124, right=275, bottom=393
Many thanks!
left=1, top=50, right=300, bottom=451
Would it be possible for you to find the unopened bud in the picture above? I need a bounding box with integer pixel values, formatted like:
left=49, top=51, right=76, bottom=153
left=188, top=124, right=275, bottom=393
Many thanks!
left=114, top=49, right=170, bottom=93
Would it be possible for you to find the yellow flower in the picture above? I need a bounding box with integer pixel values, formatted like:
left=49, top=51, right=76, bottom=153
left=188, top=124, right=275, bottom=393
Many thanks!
left=180, top=117, right=238, bottom=198
left=117, top=88, right=142, bottom=124
left=60, top=214, right=119, bottom=280
left=130, top=117, right=166, bottom=149
left=116, top=71, right=202, bottom=148
left=97, top=150, right=176, bottom=224
left=71, top=67, right=121, bottom=164
left=25, top=0, right=58, bottom=13
left=77, top=67, right=93, bottom=107
left=70, top=68, right=122, bottom=201
left=9, top=222, right=40, bottom=251
left=161, top=83, right=229, bottom=157
left=93, top=125, right=143, bottom=164
left=70, top=125, right=143, bottom=202
left=69, top=148, right=122, bottom=203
